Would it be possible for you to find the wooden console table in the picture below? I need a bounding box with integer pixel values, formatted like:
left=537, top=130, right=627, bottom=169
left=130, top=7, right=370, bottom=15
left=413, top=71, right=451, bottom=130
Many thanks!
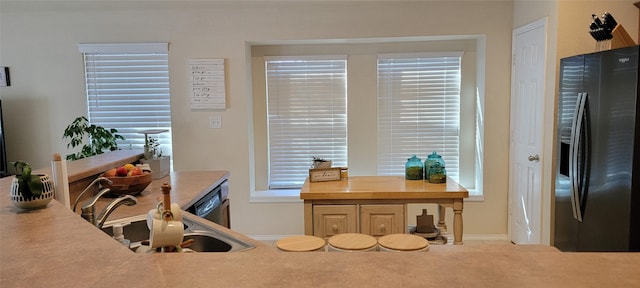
left=300, top=176, right=469, bottom=244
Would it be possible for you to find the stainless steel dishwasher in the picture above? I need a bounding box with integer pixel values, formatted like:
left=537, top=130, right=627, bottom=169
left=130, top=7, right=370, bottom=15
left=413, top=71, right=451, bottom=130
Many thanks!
left=187, top=180, right=229, bottom=227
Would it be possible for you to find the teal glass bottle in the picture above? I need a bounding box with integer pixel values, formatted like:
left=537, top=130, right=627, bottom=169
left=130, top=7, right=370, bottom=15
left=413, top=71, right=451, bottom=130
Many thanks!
left=405, top=155, right=423, bottom=180
left=424, top=152, right=445, bottom=180
left=428, top=162, right=447, bottom=183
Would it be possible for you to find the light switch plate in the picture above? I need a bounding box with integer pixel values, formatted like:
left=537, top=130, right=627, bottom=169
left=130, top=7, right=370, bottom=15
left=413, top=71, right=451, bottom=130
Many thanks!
left=209, top=116, right=222, bottom=129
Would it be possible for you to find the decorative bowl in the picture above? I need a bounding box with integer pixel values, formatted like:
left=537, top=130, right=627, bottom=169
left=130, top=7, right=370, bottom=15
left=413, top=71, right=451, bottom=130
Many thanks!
left=100, top=172, right=153, bottom=196
left=10, top=174, right=55, bottom=210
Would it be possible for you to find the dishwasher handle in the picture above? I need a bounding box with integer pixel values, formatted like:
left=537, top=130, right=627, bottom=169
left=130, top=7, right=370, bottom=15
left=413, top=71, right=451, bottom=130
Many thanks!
left=193, top=190, right=221, bottom=218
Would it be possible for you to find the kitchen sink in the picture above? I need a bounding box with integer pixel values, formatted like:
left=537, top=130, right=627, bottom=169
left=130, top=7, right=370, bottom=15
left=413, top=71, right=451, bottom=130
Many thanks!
left=182, top=233, right=232, bottom=252
left=102, top=218, right=157, bottom=243
left=101, top=214, right=255, bottom=253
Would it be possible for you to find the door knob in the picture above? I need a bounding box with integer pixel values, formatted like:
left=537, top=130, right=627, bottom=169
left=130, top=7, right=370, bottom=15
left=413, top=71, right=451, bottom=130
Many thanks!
left=528, top=155, right=540, bottom=162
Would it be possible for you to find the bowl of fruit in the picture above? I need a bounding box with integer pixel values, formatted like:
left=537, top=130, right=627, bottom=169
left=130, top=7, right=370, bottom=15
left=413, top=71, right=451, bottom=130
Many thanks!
left=100, top=164, right=153, bottom=196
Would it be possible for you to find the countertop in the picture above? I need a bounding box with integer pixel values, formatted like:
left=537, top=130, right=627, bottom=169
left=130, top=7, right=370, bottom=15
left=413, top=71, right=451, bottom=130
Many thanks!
left=45, top=150, right=144, bottom=183
left=300, top=176, right=468, bottom=200
left=87, top=170, right=230, bottom=220
left=2, top=169, right=640, bottom=287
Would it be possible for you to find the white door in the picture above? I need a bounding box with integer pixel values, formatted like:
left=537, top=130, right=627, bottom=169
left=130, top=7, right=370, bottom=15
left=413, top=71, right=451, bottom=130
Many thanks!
left=509, top=18, right=547, bottom=244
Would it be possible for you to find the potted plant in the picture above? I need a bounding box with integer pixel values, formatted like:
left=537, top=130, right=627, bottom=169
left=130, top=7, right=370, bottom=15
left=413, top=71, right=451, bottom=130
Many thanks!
left=144, top=136, right=162, bottom=160
left=9, top=161, right=55, bottom=209
left=312, top=156, right=332, bottom=169
left=140, top=129, right=170, bottom=179
left=62, top=116, right=125, bottom=161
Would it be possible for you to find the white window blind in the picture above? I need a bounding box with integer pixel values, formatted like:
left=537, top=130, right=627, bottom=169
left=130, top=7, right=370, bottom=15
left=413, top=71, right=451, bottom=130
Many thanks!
left=377, top=52, right=462, bottom=180
left=265, top=55, right=348, bottom=189
left=77, top=43, right=172, bottom=157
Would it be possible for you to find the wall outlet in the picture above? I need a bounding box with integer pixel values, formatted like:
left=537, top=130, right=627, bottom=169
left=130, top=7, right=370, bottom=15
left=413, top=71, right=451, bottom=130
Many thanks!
left=209, top=116, right=222, bottom=129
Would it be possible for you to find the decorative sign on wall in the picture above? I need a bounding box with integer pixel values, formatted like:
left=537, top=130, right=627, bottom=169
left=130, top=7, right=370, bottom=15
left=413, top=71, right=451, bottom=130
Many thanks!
left=189, top=59, right=226, bottom=109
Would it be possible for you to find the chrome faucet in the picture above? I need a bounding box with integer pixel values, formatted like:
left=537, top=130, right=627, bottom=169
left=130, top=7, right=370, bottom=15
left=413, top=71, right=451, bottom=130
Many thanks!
left=80, top=188, right=138, bottom=228
left=73, top=177, right=112, bottom=213
left=74, top=177, right=138, bottom=228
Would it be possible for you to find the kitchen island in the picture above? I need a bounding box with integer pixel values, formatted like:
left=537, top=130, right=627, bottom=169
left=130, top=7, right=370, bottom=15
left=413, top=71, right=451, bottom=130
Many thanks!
left=22, top=150, right=231, bottom=227
left=300, top=176, right=468, bottom=243
left=1, top=158, right=640, bottom=287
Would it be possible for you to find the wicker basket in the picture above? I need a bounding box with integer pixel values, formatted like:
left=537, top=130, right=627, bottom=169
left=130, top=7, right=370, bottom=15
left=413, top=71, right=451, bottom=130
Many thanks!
left=100, top=172, right=153, bottom=196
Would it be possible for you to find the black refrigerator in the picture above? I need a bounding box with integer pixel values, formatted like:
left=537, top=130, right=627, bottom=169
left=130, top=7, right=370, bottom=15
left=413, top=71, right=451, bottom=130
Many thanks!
left=0, top=100, right=6, bottom=177
left=555, top=45, right=640, bottom=252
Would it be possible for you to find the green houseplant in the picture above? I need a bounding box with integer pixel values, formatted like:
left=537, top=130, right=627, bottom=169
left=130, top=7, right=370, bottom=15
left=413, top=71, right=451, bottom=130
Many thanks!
left=9, top=161, right=54, bottom=209
left=63, top=116, right=125, bottom=161
left=11, top=161, right=44, bottom=198
left=144, top=136, right=163, bottom=160
left=140, top=129, right=170, bottom=179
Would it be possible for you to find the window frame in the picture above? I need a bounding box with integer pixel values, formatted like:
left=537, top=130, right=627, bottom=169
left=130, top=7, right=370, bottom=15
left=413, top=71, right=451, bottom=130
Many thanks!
left=250, top=38, right=484, bottom=202
left=77, top=43, right=173, bottom=159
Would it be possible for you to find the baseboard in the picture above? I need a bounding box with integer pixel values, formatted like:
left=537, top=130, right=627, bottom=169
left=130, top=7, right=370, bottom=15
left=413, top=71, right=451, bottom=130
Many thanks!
left=247, top=233, right=509, bottom=242
left=462, top=234, right=509, bottom=241
left=247, top=234, right=293, bottom=242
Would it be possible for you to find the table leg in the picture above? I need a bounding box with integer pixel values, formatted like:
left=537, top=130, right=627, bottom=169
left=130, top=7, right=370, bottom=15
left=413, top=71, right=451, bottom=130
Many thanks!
left=453, top=199, right=464, bottom=245
left=437, top=205, right=447, bottom=231
left=304, top=201, right=313, bottom=235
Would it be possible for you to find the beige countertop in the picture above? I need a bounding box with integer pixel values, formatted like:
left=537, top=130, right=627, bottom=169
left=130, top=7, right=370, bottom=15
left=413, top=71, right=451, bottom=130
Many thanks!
left=40, top=150, right=145, bottom=183
left=2, top=167, right=640, bottom=287
left=86, top=170, right=230, bottom=220
left=300, top=176, right=468, bottom=200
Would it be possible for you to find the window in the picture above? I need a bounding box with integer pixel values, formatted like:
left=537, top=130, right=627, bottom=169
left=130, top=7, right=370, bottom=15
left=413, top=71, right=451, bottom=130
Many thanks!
left=265, top=56, right=348, bottom=189
left=252, top=39, right=483, bottom=200
left=377, top=52, right=463, bottom=181
left=77, top=43, right=172, bottom=158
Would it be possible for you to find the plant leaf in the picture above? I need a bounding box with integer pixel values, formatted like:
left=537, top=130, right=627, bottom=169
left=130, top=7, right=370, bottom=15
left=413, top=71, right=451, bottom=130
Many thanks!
left=17, top=178, right=32, bottom=199
left=27, top=175, right=44, bottom=198
left=20, top=165, right=32, bottom=182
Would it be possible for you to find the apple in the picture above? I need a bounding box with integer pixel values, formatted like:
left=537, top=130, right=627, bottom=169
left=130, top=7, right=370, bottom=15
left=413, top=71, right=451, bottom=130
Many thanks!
left=130, top=167, right=143, bottom=176
left=104, top=168, right=117, bottom=177
left=116, top=166, right=128, bottom=177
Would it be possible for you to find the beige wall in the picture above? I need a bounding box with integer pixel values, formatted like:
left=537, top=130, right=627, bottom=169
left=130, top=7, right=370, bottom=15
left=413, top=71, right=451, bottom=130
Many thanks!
left=513, top=0, right=638, bottom=244
left=513, top=0, right=559, bottom=246
left=557, top=0, right=638, bottom=59
left=0, top=1, right=515, bottom=238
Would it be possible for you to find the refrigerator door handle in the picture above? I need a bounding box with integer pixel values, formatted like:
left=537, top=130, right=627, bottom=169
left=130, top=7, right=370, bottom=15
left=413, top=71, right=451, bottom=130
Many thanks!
left=569, top=93, right=581, bottom=220
left=577, top=94, right=591, bottom=222
left=569, top=92, right=588, bottom=222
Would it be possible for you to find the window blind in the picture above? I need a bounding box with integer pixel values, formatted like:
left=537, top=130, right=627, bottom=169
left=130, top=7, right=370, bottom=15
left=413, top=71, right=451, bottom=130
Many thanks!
left=377, top=52, right=462, bottom=181
left=265, top=56, right=348, bottom=189
left=77, top=43, right=172, bottom=157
